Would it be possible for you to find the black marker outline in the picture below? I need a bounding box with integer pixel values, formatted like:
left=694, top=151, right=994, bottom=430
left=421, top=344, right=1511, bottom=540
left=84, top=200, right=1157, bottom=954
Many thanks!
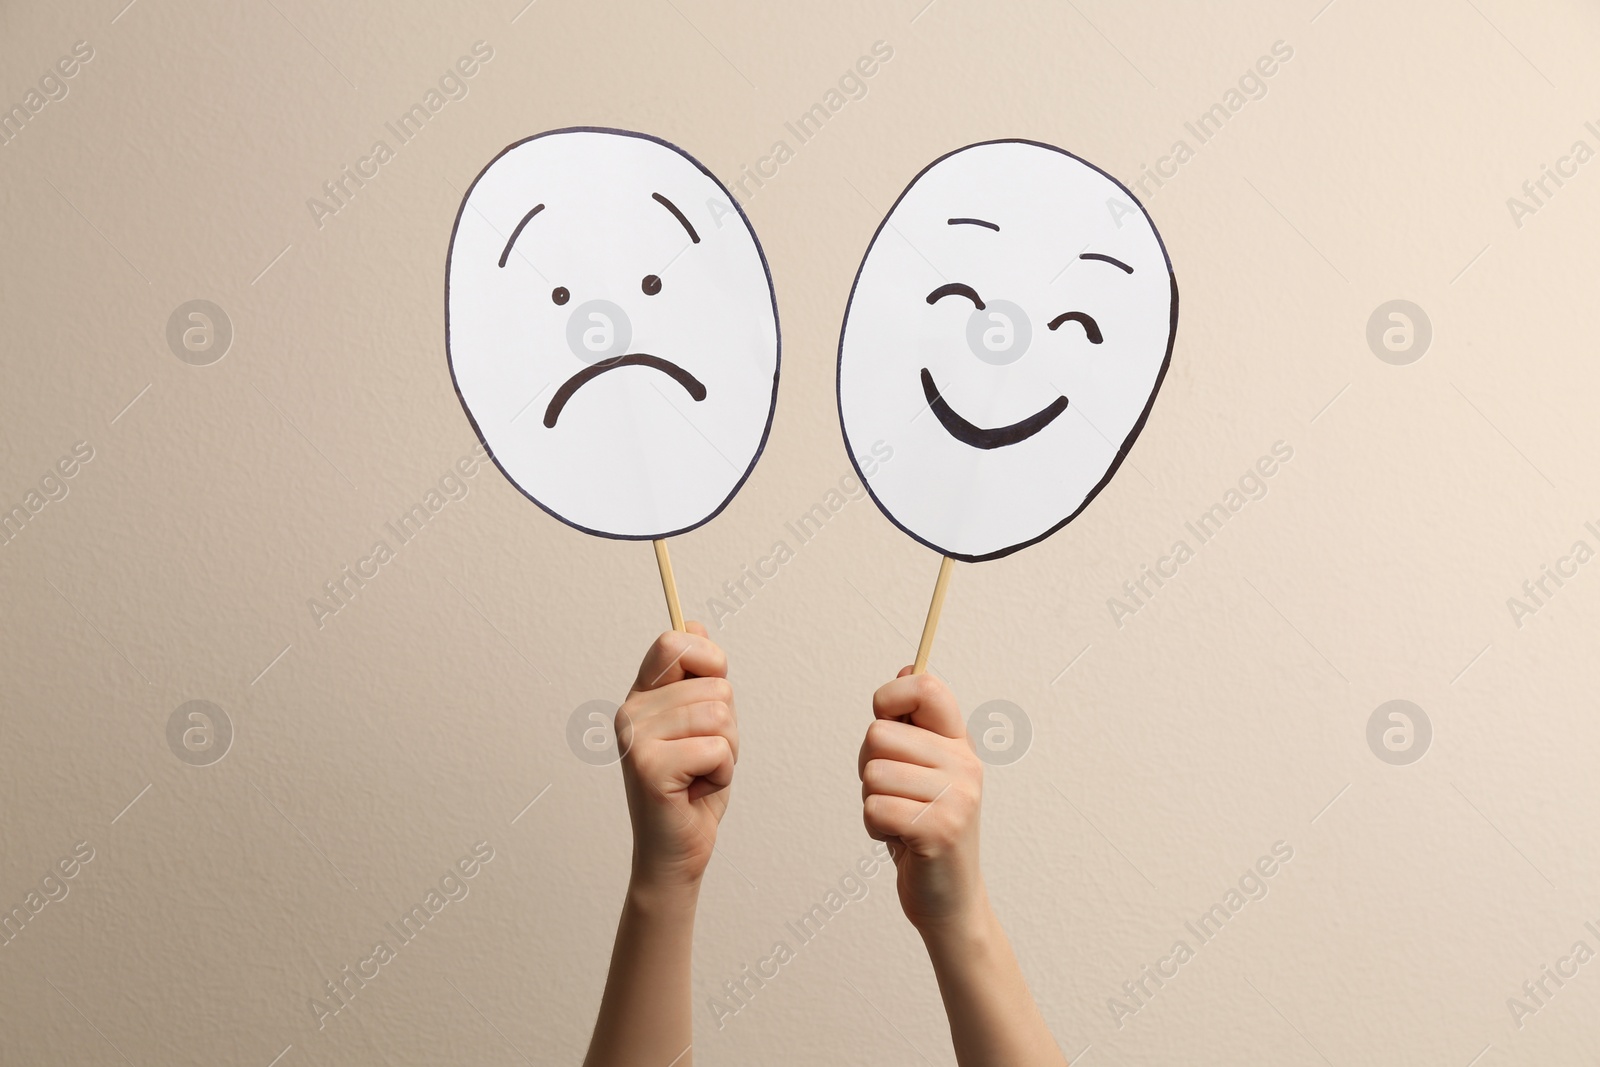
left=947, top=217, right=999, bottom=231
left=834, top=138, right=1179, bottom=563
left=920, top=368, right=1068, bottom=449
left=445, top=127, right=781, bottom=542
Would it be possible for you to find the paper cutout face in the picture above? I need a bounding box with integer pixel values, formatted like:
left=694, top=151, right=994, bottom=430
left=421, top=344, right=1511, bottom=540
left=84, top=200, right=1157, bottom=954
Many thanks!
left=448, top=128, right=779, bottom=540
left=837, top=140, right=1177, bottom=562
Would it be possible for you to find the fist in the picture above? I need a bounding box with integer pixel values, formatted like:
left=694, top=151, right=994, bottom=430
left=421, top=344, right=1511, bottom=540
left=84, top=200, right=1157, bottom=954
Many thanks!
left=859, top=669, right=986, bottom=932
left=617, top=623, right=738, bottom=892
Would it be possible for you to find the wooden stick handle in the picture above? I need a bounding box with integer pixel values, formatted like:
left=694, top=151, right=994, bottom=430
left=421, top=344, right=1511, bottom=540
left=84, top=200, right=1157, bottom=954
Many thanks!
left=652, top=539, right=686, bottom=632
left=912, top=555, right=954, bottom=675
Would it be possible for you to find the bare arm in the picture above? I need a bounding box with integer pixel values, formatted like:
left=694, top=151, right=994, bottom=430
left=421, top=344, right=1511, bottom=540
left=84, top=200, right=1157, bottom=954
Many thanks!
left=584, top=624, right=736, bottom=1067
left=919, top=899, right=1067, bottom=1066
left=583, top=882, right=699, bottom=1067
left=859, top=669, right=1067, bottom=1067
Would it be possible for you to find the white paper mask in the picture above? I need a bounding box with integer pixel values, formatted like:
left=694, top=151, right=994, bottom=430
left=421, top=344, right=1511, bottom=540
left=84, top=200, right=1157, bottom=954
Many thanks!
left=448, top=128, right=780, bottom=539
left=837, top=140, right=1177, bottom=562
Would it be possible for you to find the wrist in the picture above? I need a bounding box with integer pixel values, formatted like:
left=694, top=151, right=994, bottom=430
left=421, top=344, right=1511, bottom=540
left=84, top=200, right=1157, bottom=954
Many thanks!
left=912, top=885, right=996, bottom=948
left=625, top=870, right=703, bottom=917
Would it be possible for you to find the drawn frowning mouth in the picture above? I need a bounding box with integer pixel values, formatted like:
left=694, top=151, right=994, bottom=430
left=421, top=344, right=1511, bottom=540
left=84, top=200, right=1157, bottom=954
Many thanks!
left=545, top=354, right=707, bottom=428
left=920, top=367, right=1068, bottom=449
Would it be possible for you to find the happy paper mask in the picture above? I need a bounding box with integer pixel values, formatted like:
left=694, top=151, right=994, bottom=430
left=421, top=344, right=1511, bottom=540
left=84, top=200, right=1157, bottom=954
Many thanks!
left=837, top=140, right=1177, bottom=562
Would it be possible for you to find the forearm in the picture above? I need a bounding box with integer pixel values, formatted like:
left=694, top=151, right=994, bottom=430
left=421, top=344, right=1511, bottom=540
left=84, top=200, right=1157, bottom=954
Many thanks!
left=919, top=895, right=1068, bottom=1067
left=582, top=878, right=700, bottom=1067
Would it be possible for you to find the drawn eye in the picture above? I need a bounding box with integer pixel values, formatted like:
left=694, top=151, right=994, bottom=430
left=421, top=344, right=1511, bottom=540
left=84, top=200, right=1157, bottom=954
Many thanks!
left=1048, top=311, right=1102, bottom=344
left=926, top=282, right=985, bottom=310
left=552, top=286, right=570, bottom=306
left=642, top=274, right=662, bottom=296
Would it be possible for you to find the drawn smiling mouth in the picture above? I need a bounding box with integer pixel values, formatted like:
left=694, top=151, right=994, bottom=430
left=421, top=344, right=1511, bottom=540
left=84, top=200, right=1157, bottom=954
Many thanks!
left=544, top=354, right=707, bottom=428
left=920, top=367, right=1068, bottom=450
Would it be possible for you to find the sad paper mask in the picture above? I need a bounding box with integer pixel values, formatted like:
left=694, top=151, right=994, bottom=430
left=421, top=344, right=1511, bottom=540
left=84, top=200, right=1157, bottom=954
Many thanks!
left=447, top=127, right=780, bottom=540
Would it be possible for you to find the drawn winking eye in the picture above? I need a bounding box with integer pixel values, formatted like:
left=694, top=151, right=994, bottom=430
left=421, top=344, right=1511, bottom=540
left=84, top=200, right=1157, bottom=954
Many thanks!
left=1048, top=311, right=1102, bottom=344
left=926, top=282, right=985, bottom=309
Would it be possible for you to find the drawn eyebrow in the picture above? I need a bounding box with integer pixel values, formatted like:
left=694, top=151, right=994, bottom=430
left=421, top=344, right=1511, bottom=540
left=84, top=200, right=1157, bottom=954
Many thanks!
left=498, top=204, right=545, bottom=268
left=947, top=217, right=999, bottom=231
left=652, top=192, right=700, bottom=244
left=1080, top=252, right=1133, bottom=273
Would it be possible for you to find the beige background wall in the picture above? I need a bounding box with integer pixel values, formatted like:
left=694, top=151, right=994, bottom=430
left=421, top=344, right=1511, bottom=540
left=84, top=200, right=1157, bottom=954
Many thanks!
left=3, top=0, right=1599, bottom=1063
